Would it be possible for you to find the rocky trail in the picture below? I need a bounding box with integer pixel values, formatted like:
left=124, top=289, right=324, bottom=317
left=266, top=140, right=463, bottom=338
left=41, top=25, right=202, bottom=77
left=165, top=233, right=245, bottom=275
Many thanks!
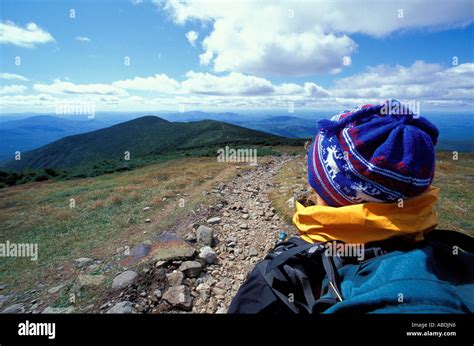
left=101, top=155, right=300, bottom=314
left=0, top=155, right=305, bottom=314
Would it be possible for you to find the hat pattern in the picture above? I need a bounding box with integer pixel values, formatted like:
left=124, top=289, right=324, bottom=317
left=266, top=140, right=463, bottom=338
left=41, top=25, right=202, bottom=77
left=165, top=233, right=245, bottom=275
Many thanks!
left=308, top=100, right=438, bottom=207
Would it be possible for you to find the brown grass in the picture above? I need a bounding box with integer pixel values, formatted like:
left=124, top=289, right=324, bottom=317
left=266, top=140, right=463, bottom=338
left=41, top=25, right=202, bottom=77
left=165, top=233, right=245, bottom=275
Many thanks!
left=0, top=156, right=244, bottom=306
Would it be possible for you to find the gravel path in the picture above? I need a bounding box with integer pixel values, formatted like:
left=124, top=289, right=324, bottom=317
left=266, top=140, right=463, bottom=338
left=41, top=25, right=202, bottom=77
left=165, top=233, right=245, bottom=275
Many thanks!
left=99, top=155, right=301, bottom=314
left=191, top=155, right=297, bottom=312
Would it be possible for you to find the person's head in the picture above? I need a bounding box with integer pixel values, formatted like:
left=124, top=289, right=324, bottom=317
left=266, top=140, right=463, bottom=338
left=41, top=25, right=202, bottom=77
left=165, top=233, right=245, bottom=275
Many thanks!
left=307, top=100, right=439, bottom=207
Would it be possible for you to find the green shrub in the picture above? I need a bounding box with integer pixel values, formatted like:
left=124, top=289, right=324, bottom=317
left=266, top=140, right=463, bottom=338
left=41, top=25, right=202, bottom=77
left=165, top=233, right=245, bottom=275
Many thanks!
left=34, top=175, right=49, bottom=182
left=45, top=168, right=59, bottom=177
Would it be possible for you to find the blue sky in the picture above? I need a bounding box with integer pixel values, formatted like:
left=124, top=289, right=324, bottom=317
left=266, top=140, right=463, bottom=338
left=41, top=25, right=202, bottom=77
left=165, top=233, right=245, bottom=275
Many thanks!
left=1, top=0, right=473, bottom=113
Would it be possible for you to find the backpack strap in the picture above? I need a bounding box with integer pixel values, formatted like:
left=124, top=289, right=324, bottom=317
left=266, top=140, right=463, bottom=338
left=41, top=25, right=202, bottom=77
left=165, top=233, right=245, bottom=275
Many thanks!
left=265, top=242, right=321, bottom=274
left=312, top=243, right=389, bottom=311
left=255, top=239, right=326, bottom=314
left=255, top=238, right=400, bottom=313
left=259, top=257, right=322, bottom=314
left=321, top=254, right=344, bottom=302
left=290, top=264, right=317, bottom=314
left=426, top=229, right=474, bottom=253
left=256, top=261, right=300, bottom=314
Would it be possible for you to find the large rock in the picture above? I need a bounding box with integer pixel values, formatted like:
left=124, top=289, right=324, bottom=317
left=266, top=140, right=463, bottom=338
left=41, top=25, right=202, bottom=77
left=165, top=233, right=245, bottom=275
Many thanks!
left=162, top=285, right=192, bottom=311
left=196, top=225, right=213, bottom=246
left=179, top=261, right=202, bottom=278
left=73, top=274, right=106, bottom=291
left=112, top=270, right=138, bottom=291
left=166, top=271, right=184, bottom=287
left=120, top=243, right=151, bottom=267
left=2, top=303, right=25, bottom=313
left=107, top=301, right=135, bottom=314
left=149, top=232, right=195, bottom=262
left=198, top=246, right=217, bottom=264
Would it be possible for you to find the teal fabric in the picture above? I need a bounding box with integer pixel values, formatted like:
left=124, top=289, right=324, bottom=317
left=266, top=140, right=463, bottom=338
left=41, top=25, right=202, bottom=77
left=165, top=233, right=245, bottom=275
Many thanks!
left=323, top=244, right=474, bottom=313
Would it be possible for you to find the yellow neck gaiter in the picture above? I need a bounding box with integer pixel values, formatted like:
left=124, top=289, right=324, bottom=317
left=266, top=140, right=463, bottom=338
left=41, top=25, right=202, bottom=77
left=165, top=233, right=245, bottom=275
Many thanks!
left=293, top=186, right=439, bottom=244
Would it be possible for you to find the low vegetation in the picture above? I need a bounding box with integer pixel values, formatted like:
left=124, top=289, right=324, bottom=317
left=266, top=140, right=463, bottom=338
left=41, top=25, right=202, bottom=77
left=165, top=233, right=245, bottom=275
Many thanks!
left=0, top=157, right=245, bottom=294
left=0, top=145, right=293, bottom=188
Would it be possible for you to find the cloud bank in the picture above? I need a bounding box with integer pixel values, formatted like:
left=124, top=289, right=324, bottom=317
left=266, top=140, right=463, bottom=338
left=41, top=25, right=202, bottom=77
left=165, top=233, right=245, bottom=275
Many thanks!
left=158, top=0, right=473, bottom=76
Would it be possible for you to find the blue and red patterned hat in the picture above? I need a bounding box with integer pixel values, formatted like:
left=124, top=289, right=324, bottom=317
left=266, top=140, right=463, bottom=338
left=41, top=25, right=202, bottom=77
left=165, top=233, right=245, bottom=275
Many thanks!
left=308, top=100, right=439, bottom=207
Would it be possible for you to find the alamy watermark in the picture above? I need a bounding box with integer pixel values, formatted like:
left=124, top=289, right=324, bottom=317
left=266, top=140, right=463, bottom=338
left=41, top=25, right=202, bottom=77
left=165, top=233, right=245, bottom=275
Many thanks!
left=0, top=240, right=38, bottom=261
left=380, top=100, right=421, bottom=118
left=324, top=241, right=365, bottom=261
left=18, top=320, right=55, bottom=340
left=55, top=101, right=96, bottom=119
left=217, top=146, right=258, bottom=166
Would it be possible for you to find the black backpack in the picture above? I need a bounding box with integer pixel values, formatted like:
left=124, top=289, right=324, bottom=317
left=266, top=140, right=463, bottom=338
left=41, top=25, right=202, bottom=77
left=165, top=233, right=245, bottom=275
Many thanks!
left=228, top=230, right=474, bottom=314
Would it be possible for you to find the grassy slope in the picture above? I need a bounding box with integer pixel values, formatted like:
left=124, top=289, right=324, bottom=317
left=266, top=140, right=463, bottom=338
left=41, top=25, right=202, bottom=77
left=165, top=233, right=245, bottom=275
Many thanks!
left=269, top=151, right=474, bottom=237
left=0, top=157, right=248, bottom=297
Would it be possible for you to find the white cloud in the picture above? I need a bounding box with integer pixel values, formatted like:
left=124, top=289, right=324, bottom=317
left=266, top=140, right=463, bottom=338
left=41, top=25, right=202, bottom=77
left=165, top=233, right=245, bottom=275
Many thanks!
left=112, top=74, right=180, bottom=93
left=0, top=93, right=59, bottom=109
left=75, top=36, right=91, bottom=42
left=270, top=82, right=329, bottom=97
left=5, top=60, right=472, bottom=112
left=181, top=71, right=275, bottom=95
left=0, top=73, right=28, bottom=81
left=0, top=21, right=55, bottom=48
left=0, top=85, right=27, bottom=94
left=330, top=61, right=474, bottom=101
left=273, top=83, right=305, bottom=95
left=158, top=0, right=473, bottom=76
left=34, top=80, right=128, bottom=96
left=333, top=61, right=444, bottom=88
left=130, top=0, right=143, bottom=5
left=304, top=83, right=331, bottom=98
left=185, top=30, right=198, bottom=47
left=112, top=71, right=329, bottom=98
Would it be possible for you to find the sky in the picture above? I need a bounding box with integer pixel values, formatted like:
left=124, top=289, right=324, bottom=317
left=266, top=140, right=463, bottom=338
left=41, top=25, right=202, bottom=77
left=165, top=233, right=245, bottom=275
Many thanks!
left=0, top=0, right=473, bottom=114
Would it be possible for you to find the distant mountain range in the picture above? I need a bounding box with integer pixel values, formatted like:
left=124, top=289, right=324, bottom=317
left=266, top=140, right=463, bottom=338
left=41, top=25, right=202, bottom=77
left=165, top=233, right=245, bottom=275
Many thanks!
left=0, top=111, right=471, bottom=169
left=160, top=112, right=317, bottom=139
left=234, top=116, right=316, bottom=139
left=160, top=111, right=474, bottom=151
left=2, top=116, right=300, bottom=171
left=0, top=115, right=110, bottom=162
left=0, top=112, right=316, bottom=164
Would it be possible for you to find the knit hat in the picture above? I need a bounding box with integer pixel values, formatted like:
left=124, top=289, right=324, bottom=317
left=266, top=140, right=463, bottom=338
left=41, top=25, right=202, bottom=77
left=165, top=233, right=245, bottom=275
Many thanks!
left=308, top=100, right=439, bottom=207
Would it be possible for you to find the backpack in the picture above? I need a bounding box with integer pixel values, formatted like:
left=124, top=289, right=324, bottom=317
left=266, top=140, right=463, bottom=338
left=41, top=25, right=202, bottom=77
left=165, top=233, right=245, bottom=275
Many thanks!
left=228, top=230, right=474, bottom=314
